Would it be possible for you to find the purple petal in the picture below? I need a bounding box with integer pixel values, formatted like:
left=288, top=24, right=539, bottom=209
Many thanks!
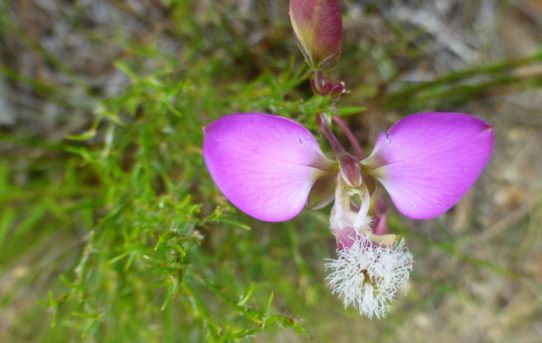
left=203, top=113, right=333, bottom=222
left=364, top=112, right=494, bottom=220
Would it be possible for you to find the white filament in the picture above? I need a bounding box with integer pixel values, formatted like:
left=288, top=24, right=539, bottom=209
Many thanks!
left=325, top=235, right=413, bottom=319
left=330, top=176, right=373, bottom=237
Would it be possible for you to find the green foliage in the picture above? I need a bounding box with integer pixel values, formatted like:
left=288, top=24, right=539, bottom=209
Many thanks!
left=0, top=15, right=344, bottom=340
left=46, top=60, right=327, bottom=342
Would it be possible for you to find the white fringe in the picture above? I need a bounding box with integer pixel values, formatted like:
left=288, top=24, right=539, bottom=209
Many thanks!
left=325, top=235, right=413, bottom=319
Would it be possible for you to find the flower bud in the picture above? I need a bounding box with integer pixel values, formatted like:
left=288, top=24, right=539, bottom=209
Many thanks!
left=339, top=153, right=362, bottom=188
left=289, top=0, right=343, bottom=70
left=310, top=71, right=333, bottom=96
left=329, top=80, right=346, bottom=101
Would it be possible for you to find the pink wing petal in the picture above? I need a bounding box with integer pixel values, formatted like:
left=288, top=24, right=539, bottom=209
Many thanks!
left=203, top=113, right=333, bottom=222
left=364, top=112, right=494, bottom=220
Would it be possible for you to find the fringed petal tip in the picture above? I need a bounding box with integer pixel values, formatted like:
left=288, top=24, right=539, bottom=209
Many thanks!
left=325, top=234, right=413, bottom=319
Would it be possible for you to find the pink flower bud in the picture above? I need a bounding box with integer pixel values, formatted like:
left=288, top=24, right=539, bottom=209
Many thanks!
left=338, top=153, right=362, bottom=188
left=289, top=0, right=343, bottom=69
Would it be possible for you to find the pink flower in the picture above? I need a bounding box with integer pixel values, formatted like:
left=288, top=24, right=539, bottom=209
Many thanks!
left=203, top=112, right=494, bottom=222
left=202, top=112, right=494, bottom=317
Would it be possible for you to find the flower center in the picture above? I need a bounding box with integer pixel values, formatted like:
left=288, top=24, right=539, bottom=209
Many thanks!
left=361, top=269, right=377, bottom=288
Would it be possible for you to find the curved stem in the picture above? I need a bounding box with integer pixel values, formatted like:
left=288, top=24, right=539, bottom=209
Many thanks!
left=332, top=115, right=365, bottom=160
left=318, top=113, right=345, bottom=155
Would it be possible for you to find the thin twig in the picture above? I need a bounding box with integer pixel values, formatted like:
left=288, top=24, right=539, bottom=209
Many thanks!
left=332, top=115, right=365, bottom=160
left=318, top=113, right=345, bottom=155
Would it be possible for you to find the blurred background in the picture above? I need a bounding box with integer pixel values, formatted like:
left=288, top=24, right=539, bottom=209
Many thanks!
left=1, top=0, right=541, bottom=342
